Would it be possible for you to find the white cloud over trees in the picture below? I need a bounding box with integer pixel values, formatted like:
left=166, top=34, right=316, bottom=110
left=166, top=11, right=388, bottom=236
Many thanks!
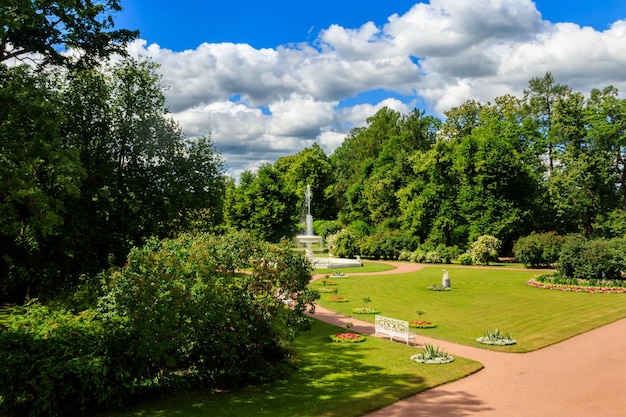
left=127, top=0, right=626, bottom=176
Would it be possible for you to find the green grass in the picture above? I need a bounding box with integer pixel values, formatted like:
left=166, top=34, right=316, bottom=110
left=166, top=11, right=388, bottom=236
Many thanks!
left=101, top=320, right=482, bottom=417
left=312, top=265, right=626, bottom=352
left=315, top=261, right=396, bottom=274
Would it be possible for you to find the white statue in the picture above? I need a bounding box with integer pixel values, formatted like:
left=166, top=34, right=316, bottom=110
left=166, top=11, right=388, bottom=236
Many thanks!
left=442, top=269, right=450, bottom=288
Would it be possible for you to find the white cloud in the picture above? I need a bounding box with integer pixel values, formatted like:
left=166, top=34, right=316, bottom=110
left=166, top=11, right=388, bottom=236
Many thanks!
left=126, top=0, right=626, bottom=177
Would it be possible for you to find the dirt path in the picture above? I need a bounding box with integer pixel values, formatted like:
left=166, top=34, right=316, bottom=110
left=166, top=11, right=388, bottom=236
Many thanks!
left=309, top=261, right=626, bottom=417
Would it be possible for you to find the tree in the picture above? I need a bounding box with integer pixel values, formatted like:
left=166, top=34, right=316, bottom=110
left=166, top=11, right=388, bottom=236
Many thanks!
left=524, top=72, right=571, bottom=171
left=225, top=165, right=298, bottom=243
left=273, top=143, right=337, bottom=221
left=1, top=0, right=138, bottom=69
left=0, top=65, right=85, bottom=299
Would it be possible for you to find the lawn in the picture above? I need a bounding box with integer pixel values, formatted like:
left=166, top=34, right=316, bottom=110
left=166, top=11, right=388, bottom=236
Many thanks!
left=100, top=319, right=482, bottom=417
left=314, top=261, right=396, bottom=274
left=312, top=265, right=626, bottom=352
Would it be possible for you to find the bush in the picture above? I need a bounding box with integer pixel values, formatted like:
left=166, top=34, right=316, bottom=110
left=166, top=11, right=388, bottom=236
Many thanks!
left=470, top=235, right=501, bottom=265
left=0, top=231, right=317, bottom=416
left=514, top=231, right=564, bottom=268
left=457, top=253, right=473, bottom=265
left=558, top=236, right=626, bottom=280
left=0, top=303, right=130, bottom=417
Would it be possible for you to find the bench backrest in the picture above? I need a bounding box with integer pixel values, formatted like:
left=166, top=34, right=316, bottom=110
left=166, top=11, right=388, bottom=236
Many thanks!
left=375, top=315, right=410, bottom=334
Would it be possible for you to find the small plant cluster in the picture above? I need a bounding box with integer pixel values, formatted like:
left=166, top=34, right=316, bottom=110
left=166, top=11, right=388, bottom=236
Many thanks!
left=330, top=271, right=349, bottom=278
left=318, top=287, right=339, bottom=293
left=409, top=309, right=437, bottom=328
left=409, top=320, right=437, bottom=329
left=326, top=296, right=349, bottom=302
left=410, top=344, right=454, bottom=364
left=352, top=307, right=380, bottom=314
left=476, top=328, right=516, bottom=345
left=428, top=285, right=451, bottom=291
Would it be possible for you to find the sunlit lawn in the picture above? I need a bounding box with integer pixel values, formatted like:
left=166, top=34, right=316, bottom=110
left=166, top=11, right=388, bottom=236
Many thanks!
left=312, top=265, right=626, bottom=352
left=314, top=261, right=396, bottom=274
left=101, top=319, right=482, bottom=417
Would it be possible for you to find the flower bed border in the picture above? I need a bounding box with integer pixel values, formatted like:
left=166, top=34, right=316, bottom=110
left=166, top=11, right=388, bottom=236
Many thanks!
left=526, top=279, right=626, bottom=294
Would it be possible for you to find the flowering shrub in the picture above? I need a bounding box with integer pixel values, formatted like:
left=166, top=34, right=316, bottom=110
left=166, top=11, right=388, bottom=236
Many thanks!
left=409, top=320, right=437, bottom=329
left=351, top=307, right=380, bottom=314
left=330, top=333, right=366, bottom=343
left=526, top=278, right=626, bottom=294
left=327, top=296, right=349, bottom=302
left=411, top=344, right=454, bottom=364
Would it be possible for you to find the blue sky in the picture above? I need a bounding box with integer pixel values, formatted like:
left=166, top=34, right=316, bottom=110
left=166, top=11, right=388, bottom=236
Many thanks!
left=115, top=1, right=626, bottom=177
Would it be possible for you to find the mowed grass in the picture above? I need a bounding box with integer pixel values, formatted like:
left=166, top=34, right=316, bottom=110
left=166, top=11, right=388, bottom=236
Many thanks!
left=102, top=319, right=482, bottom=417
left=314, top=261, right=396, bottom=274
left=312, top=265, right=626, bottom=352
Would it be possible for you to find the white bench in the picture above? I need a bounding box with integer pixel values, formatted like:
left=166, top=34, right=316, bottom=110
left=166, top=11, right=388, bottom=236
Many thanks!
left=375, top=315, right=416, bottom=345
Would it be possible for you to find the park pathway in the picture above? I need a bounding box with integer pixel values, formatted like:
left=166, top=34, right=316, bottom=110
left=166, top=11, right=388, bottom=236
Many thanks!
left=309, top=261, right=626, bottom=417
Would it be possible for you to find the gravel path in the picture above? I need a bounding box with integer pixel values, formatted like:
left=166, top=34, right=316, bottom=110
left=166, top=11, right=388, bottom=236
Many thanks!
left=309, top=261, right=626, bottom=417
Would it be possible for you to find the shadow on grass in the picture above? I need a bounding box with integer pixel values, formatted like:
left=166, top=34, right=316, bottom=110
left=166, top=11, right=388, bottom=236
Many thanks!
left=103, top=320, right=478, bottom=417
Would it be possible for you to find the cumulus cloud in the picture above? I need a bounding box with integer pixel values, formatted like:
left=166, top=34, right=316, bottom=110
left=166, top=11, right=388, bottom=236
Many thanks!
left=127, top=0, right=626, bottom=176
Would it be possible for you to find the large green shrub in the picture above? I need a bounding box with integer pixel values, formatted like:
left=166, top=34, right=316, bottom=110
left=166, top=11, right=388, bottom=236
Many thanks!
left=558, top=236, right=626, bottom=280
left=0, top=303, right=130, bottom=417
left=0, top=231, right=317, bottom=416
left=514, top=231, right=565, bottom=268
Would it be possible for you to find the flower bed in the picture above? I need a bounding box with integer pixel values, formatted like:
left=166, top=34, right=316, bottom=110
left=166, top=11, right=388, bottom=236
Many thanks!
left=317, top=287, right=338, bottom=293
left=526, top=278, right=626, bottom=294
left=410, top=344, right=454, bottom=364
left=409, top=320, right=438, bottom=329
left=330, top=333, right=366, bottom=343
left=428, top=285, right=451, bottom=291
left=476, top=328, right=516, bottom=345
left=326, top=296, right=349, bottom=302
left=351, top=307, right=380, bottom=314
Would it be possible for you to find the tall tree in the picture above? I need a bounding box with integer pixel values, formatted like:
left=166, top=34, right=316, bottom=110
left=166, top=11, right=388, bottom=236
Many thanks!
left=524, top=72, right=571, bottom=171
left=1, top=0, right=137, bottom=69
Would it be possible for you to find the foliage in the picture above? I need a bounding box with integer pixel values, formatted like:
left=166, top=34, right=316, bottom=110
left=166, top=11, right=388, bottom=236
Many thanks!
left=527, top=275, right=626, bottom=293
left=0, top=232, right=317, bottom=416
left=457, top=253, right=473, bottom=265
left=470, top=235, right=502, bottom=265
left=514, top=231, right=565, bottom=268
left=0, top=59, right=225, bottom=301
left=0, top=302, right=129, bottom=417
left=558, top=236, right=626, bottom=280
left=0, top=0, right=138, bottom=69
left=410, top=344, right=454, bottom=364
left=225, top=164, right=298, bottom=243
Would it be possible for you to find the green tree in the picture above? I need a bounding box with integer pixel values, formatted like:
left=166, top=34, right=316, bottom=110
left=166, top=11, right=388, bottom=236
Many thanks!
left=1, top=0, right=138, bottom=69
left=225, top=165, right=298, bottom=243
left=273, top=143, right=337, bottom=221
left=0, top=66, right=85, bottom=299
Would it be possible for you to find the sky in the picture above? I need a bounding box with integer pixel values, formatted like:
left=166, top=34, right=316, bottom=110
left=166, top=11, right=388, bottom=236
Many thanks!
left=115, top=0, right=626, bottom=178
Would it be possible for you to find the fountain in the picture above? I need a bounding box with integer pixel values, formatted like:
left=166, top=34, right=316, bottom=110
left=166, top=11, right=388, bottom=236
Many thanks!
left=296, top=185, right=322, bottom=261
left=295, top=185, right=362, bottom=269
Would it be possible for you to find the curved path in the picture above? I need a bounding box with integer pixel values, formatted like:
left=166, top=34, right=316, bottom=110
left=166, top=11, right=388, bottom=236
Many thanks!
left=309, top=261, right=626, bottom=417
